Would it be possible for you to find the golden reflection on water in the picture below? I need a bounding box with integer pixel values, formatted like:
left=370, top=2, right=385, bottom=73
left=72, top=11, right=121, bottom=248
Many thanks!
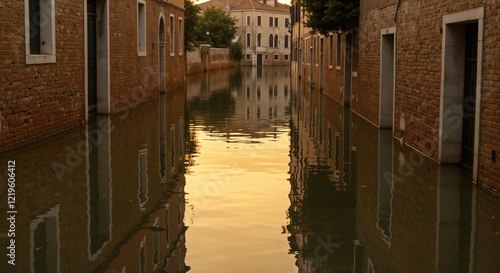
left=184, top=67, right=298, bottom=273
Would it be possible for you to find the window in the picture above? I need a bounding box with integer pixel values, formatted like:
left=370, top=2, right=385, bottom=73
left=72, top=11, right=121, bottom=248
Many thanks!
left=25, top=0, right=56, bottom=64
left=170, top=15, right=175, bottom=55
left=284, top=35, right=289, bottom=48
left=257, top=33, right=262, bottom=47
left=284, top=54, right=289, bottom=61
left=257, top=15, right=262, bottom=26
left=274, top=17, right=279, bottom=27
left=285, top=18, right=290, bottom=28
left=336, top=33, right=341, bottom=67
left=246, top=15, right=251, bottom=26
left=329, top=35, right=333, bottom=66
left=274, top=34, right=279, bottom=49
left=269, top=34, right=273, bottom=47
left=274, top=54, right=279, bottom=60
left=137, top=1, right=146, bottom=55
left=246, top=33, right=251, bottom=47
left=246, top=53, right=251, bottom=60
left=269, top=16, right=273, bottom=27
left=178, top=18, right=183, bottom=54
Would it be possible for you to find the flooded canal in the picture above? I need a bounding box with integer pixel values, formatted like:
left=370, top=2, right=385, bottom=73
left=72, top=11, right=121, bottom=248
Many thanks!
left=1, top=66, right=500, bottom=273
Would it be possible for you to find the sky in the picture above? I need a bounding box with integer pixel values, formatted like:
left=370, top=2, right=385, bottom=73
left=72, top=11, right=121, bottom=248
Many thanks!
left=195, top=0, right=291, bottom=4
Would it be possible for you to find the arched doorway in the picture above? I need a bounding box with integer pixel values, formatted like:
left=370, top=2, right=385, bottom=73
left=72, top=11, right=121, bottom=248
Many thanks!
left=159, top=17, right=166, bottom=93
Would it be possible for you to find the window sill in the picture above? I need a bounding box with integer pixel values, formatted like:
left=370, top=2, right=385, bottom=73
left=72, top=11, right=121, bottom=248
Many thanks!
left=138, top=51, right=147, bottom=57
left=329, top=65, right=333, bottom=69
left=336, top=66, right=341, bottom=70
left=170, top=53, right=175, bottom=57
left=26, top=54, right=56, bottom=65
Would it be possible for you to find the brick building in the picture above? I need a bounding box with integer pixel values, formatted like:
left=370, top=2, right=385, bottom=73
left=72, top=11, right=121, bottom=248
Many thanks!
left=290, top=0, right=500, bottom=192
left=199, top=0, right=291, bottom=66
left=0, top=0, right=185, bottom=152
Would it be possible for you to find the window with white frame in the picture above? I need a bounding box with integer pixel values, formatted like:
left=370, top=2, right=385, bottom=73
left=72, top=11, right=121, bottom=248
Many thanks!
left=269, top=34, right=273, bottom=47
left=274, top=34, right=279, bottom=48
left=274, top=54, right=279, bottom=60
left=137, top=1, right=146, bottom=55
left=246, top=15, right=251, bottom=26
left=25, top=0, right=56, bottom=64
left=246, top=33, right=251, bottom=47
left=178, top=17, right=183, bottom=54
left=274, top=17, right=278, bottom=27
left=285, top=17, right=290, bottom=28
left=170, top=15, right=175, bottom=55
left=329, top=35, right=333, bottom=66
left=336, top=33, right=341, bottom=67
left=246, top=53, right=251, bottom=60
left=284, top=35, right=289, bottom=48
left=269, top=16, right=273, bottom=27
left=284, top=54, right=289, bottom=61
left=257, top=15, right=262, bottom=26
left=257, top=33, right=262, bottom=47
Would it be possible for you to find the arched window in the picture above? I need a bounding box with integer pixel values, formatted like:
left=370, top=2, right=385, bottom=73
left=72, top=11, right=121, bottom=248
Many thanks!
left=269, top=34, right=273, bottom=48
left=246, top=33, right=251, bottom=47
left=274, top=34, right=279, bottom=49
left=257, top=33, right=262, bottom=47
left=284, top=35, right=289, bottom=48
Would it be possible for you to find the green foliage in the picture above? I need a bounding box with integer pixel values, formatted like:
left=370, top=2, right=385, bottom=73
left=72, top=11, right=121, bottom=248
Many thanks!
left=299, top=0, right=359, bottom=34
left=184, top=0, right=201, bottom=51
left=229, top=42, right=243, bottom=60
left=199, top=7, right=238, bottom=48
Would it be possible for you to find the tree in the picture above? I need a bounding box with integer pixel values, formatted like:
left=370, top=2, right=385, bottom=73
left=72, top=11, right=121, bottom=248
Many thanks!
left=299, top=0, right=359, bottom=35
left=199, top=7, right=238, bottom=48
left=184, top=0, right=201, bottom=51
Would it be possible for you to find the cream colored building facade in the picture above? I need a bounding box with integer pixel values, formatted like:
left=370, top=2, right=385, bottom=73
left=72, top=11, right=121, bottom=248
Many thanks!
left=199, top=0, right=290, bottom=66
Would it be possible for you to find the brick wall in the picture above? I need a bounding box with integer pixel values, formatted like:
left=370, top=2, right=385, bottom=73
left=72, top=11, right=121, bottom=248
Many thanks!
left=0, top=0, right=85, bottom=152
left=108, top=0, right=186, bottom=113
left=355, top=0, right=500, bottom=190
left=1, top=0, right=186, bottom=152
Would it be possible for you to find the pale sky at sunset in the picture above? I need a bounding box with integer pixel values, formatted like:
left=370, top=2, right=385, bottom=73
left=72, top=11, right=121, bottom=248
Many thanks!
left=195, top=0, right=291, bottom=4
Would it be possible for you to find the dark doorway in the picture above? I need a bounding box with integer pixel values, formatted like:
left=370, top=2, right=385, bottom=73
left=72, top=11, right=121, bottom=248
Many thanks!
left=87, top=0, right=97, bottom=113
left=344, top=33, right=352, bottom=105
left=257, top=54, right=263, bottom=66
left=461, top=22, right=478, bottom=170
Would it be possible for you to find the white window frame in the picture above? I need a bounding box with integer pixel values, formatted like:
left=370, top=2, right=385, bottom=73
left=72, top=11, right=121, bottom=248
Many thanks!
left=246, top=15, right=251, bottom=26
left=169, top=14, right=175, bottom=56
left=284, top=54, right=289, bottom=61
left=246, top=32, right=251, bottom=47
left=257, top=15, right=262, bottom=26
left=274, top=54, right=279, bottom=60
left=178, top=17, right=183, bottom=55
left=137, top=0, right=146, bottom=56
left=24, top=0, right=56, bottom=64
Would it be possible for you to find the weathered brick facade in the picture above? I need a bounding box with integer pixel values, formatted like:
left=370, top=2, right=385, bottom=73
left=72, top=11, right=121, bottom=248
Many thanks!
left=291, top=0, right=500, bottom=191
left=0, top=0, right=86, bottom=152
left=354, top=0, right=500, bottom=191
left=0, top=0, right=185, bottom=152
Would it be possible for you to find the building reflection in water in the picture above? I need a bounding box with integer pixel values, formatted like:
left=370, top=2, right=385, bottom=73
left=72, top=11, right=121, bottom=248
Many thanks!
left=288, top=83, right=356, bottom=272
left=0, top=88, right=189, bottom=273
left=288, top=80, right=500, bottom=273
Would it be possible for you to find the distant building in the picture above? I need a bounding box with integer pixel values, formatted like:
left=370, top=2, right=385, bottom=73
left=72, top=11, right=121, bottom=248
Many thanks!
left=199, top=0, right=291, bottom=66
left=0, top=0, right=185, bottom=151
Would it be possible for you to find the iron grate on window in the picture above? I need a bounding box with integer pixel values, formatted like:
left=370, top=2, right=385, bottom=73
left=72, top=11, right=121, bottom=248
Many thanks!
left=88, top=0, right=97, bottom=15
